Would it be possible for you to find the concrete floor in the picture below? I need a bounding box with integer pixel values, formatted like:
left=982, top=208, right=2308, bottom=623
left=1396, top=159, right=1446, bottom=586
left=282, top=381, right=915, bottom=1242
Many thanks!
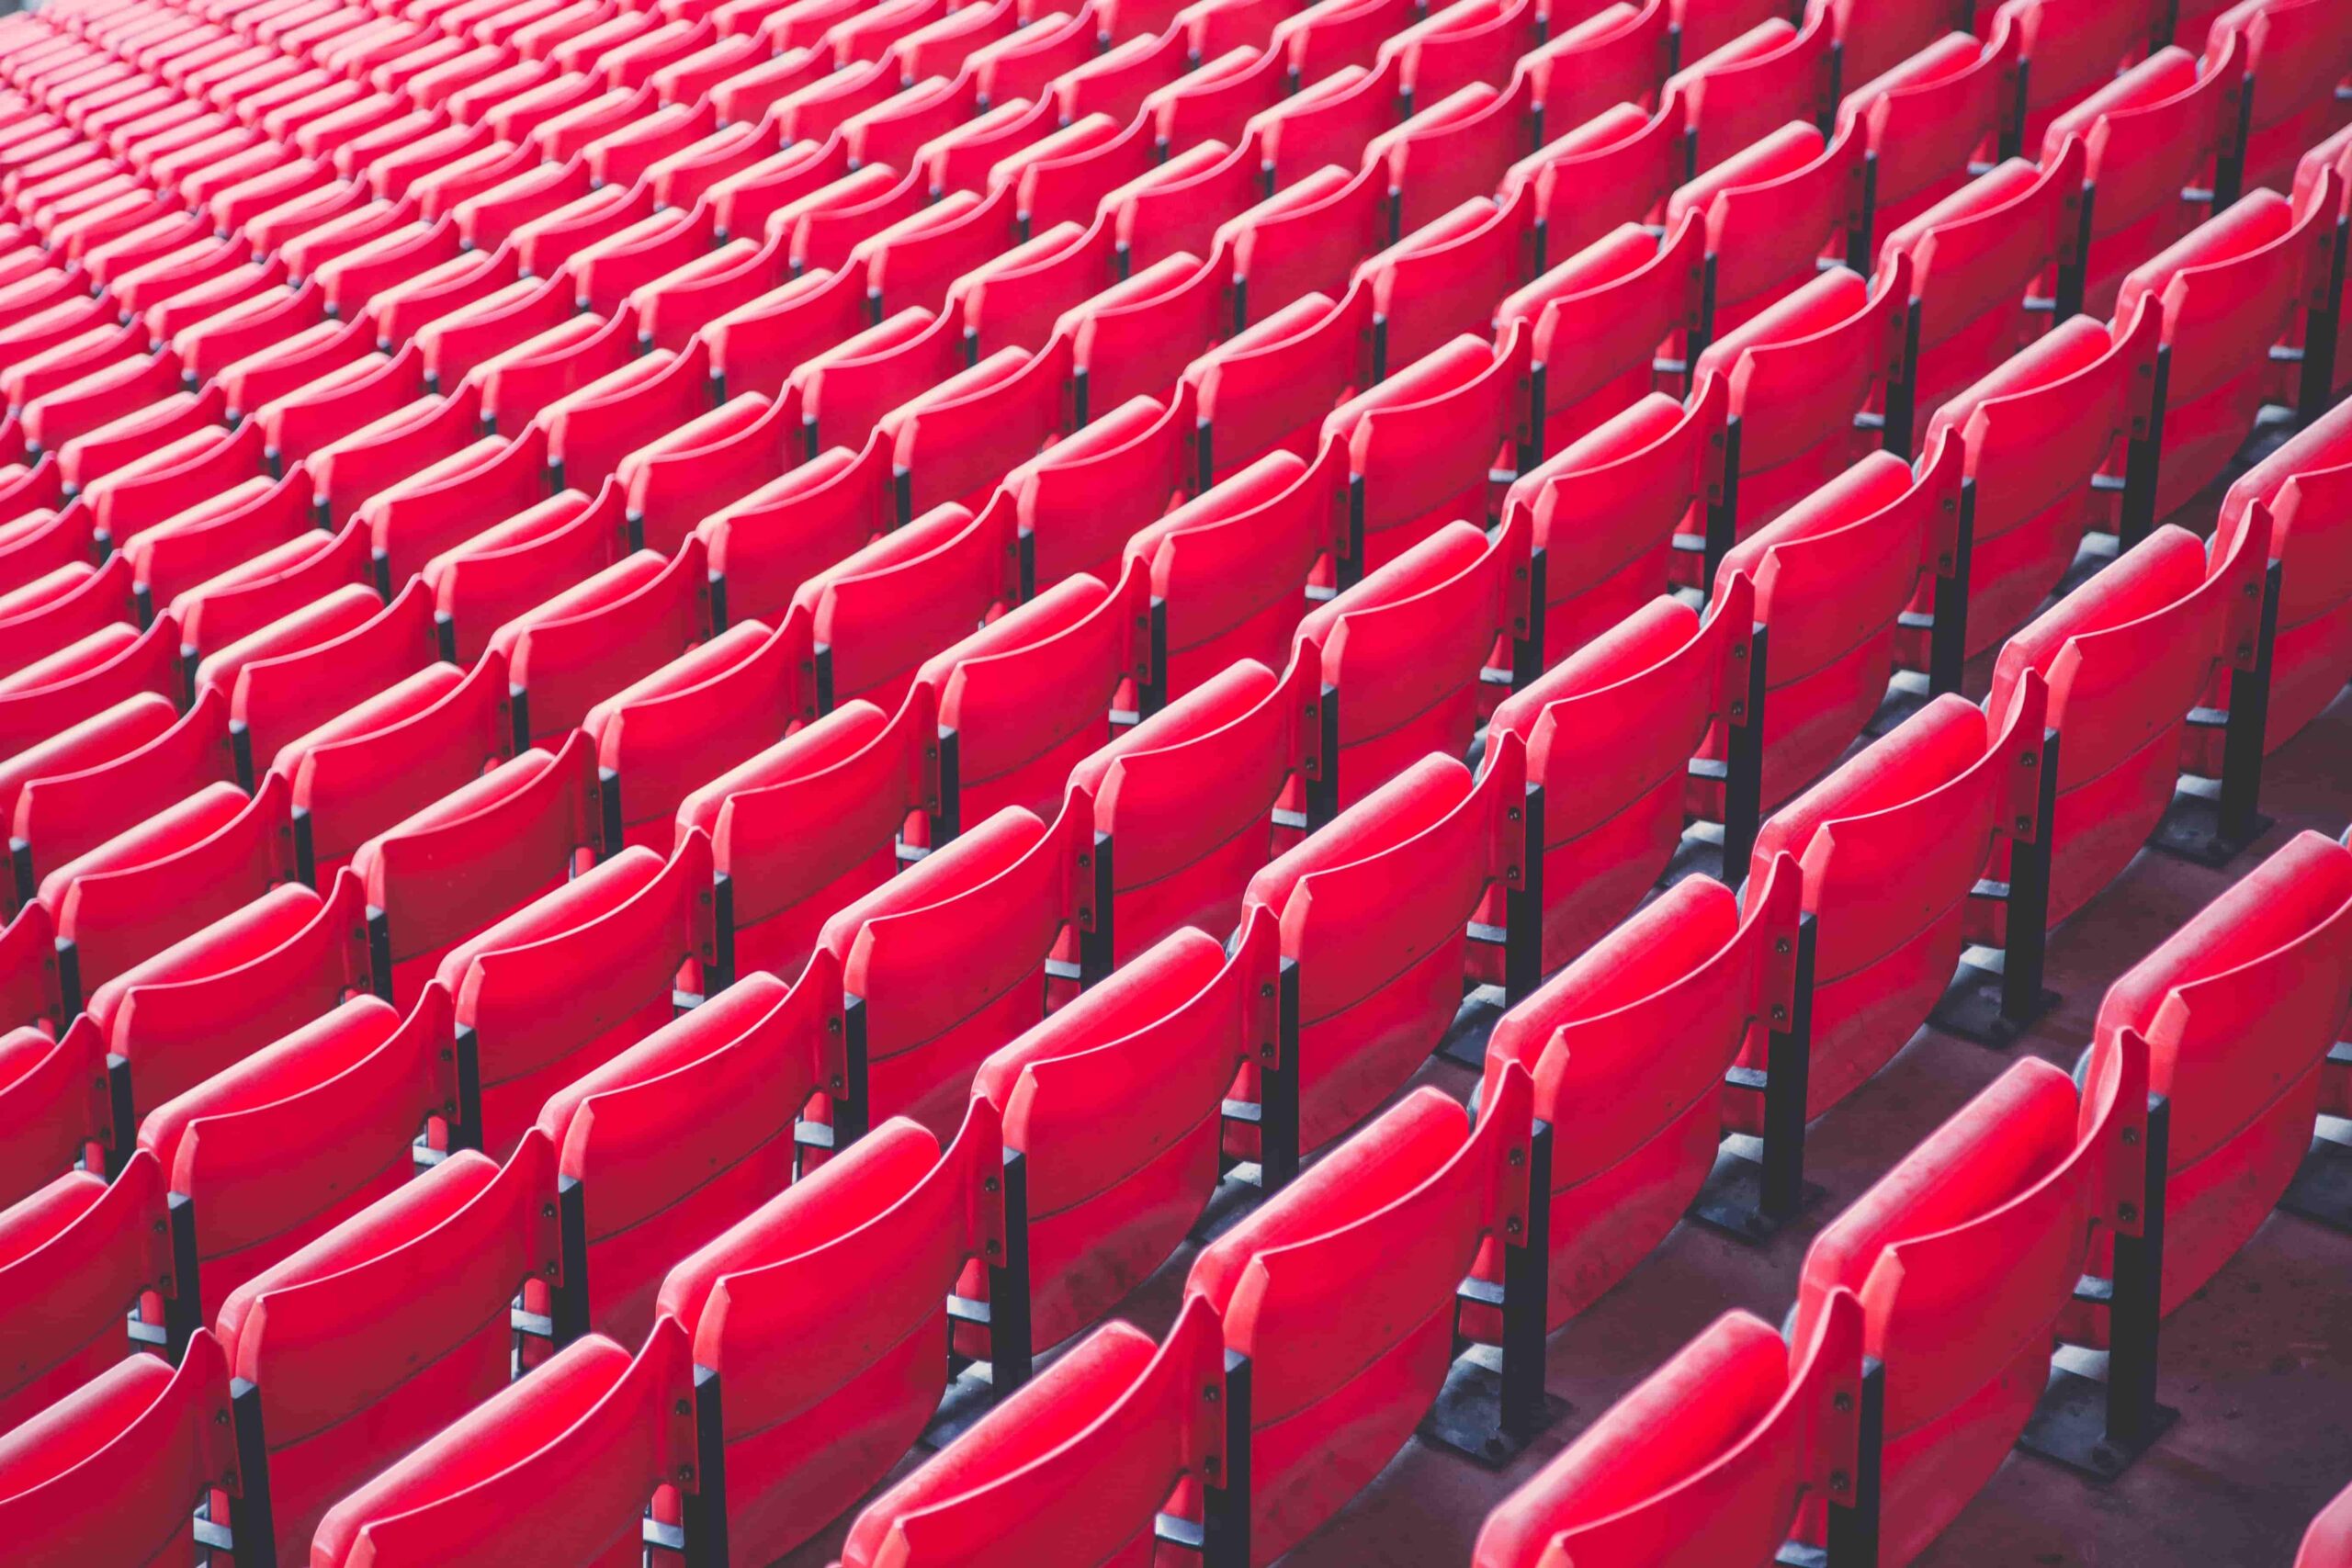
left=776, top=475, right=2352, bottom=1566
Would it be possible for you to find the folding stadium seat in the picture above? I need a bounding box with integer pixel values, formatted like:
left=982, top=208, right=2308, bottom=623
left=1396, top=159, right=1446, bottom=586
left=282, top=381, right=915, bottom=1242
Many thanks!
left=40, top=772, right=293, bottom=1015
left=790, top=306, right=972, bottom=460
left=814, top=799, right=1094, bottom=1138
left=1473, top=1291, right=1871, bottom=1567
left=1972, top=522, right=2257, bottom=936
left=354, top=730, right=598, bottom=1006
left=1665, top=12, right=1834, bottom=179
left=1666, top=119, right=1868, bottom=343
left=2208, top=0, right=2352, bottom=197
left=836, top=1294, right=1227, bottom=1568
left=1293, top=506, right=1535, bottom=814
left=650, top=1100, right=1007, bottom=1563
left=7, top=684, right=235, bottom=918
left=1099, top=139, right=1258, bottom=280
left=416, top=276, right=574, bottom=398
left=1788, top=1042, right=2143, bottom=1566
left=1109, top=437, right=1327, bottom=703
left=955, top=931, right=1288, bottom=1354
left=1240, top=741, right=1532, bottom=1150
left=1464, top=855, right=1799, bottom=1325
left=1243, top=54, right=1407, bottom=196
left=467, top=309, right=639, bottom=439
left=2193, top=399, right=2352, bottom=764
left=1171, top=1071, right=1536, bottom=1561
left=530, top=972, right=820, bottom=1343
left=1899, top=304, right=2161, bottom=667
left=435, top=835, right=713, bottom=1156
left=912, top=561, right=1150, bottom=832
left=2041, top=41, right=2244, bottom=317
left=1838, top=29, right=2018, bottom=249
left=80, top=417, right=266, bottom=555
left=2113, top=179, right=2336, bottom=521
left=135, top=989, right=451, bottom=1339
left=2291, top=120, right=2352, bottom=402
left=794, top=493, right=1020, bottom=717
left=879, top=336, right=1074, bottom=523
left=1056, top=250, right=1227, bottom=426
left=670, top=684, right=930, bottom=986
left=1689, top=262, right=1910, bottom=571
left=1351, top=187, right=1533, bottom=381
left=0, top=610, right=180, bottom=761
left=947, top=220, right=1118, bottom=364
left=1686, top=446, right=1957, bottom=817
left=0, top=554, right=135, bottom=682
left=0, top=1325, right=233, bottom=1568
left=215, top=1133, right=560, bottom=1565
left=1189, top=287, right=1374, bottom=490
left=1498, top=217, right=1705, bottom=458
left=1478, top=581, right=1751, bottom=976
left=1217, top=164, right=1387, bottom=333
left=989, top=117, right=1156, bottom=242
left=692, top=435, right=887, bottom=631
left=310, top=1317, right=699, bottom=1568
left=2064, top=831, right=2352, bottom=1332
left=1735, top=675, right=2049, bottom=1130
left=1875, top=145, right=2086, bottom=444
left=1148, top=43, right=1289, bottom=156
left=0, top=1150, right=166, bottom=1432
left=229, top=582, right=448, bottom=793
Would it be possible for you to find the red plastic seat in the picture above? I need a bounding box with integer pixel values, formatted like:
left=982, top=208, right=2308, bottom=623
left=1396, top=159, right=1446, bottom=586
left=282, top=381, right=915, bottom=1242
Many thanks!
left=312, top=1318, right=695, bottom=1568
left=351, top=730, right=598, bottom=1006
left=136, top=990, right=446, bottom=1330
left=1975, top=523, right=2255, bottom=938
left=42, top=773, right=293, bottom=1014
left=1664, top=13, right=1834, bottom=177
left=1789, top=1043, right=2141, bottom=1565
left=1188, top=286, right=1372, bottom=493
left=878, top=335, right=1072, bottom=522
left=2207, top=0, right=2352, bottom=196
left=434, top=835, right=711, bottom=1156
left=1666, top=120, right=1866, bottom=339
left=1214, top=161, right=1385, bottom=331
left=1243, top=744, right=1528, bottom=1149
left=1324, top=328, right=1530, bottom=571
left=653, top=1105, right=998, bottom=1565
left=1691, top=446, right=1957, bottom=815
left=2111, top=181, right=2335, bottom=518
left=533, top=970, right=821, bottom=1343
left=8, top=686, right=235, bottom=914
left=793, top=494, right=1018, bottom=717
left=1904, top=308, right=2158, bottom=664
left=487, top=537, right=711, bottom=747
left=1057, top=250, right=1227, bottom=425
left=2038, top=41, right=2243, bottom=316
left=838, top=1295, right=1226, bottom=1568
left=2074, top=829, right=2352, bottom=1322
left=218, top=1133, right=559, bottom=1564
left=818, top=800, right=1090, bottom=1137
left=1292, top=509, right=1532, bottom=812
left=359, top=422, right=556, bottom=591
left=1071, top=660, right=1312, bottom=963
left=1472, top=858, right=1797, bottom=1325
left=2196, top=397, right=2352, bottom=763
left=1690, top=262, right=1908, bottom=558
left=1838, top=29, right=2018, bottom=240
left=913, top=561, right=1148, bottom=829
left=1173, top=1073, right=1532, bottom=1561
left=1876, top=147, right=2084, bottom=434
left=0, top=1151, right=164, bottom=1432
left=582, top=615, right=810, bottom=853
left=1498, top=216, right=1704, bottom=459
left=681, top=689, right=934, bottom=982
left=0, top=1325, right=232, bottom=1568
left=1369, top=84, right=1537, bottom=260
left=2290, top=118, right=2352, bottom=400
left=1472, top=1291, right=1866, bottom=1567
left=695, top=435, right=888, bottom=631
left=1483, top=582, right=1749, bottom=974
left=1738, top=678, right=2047, bottom=1125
